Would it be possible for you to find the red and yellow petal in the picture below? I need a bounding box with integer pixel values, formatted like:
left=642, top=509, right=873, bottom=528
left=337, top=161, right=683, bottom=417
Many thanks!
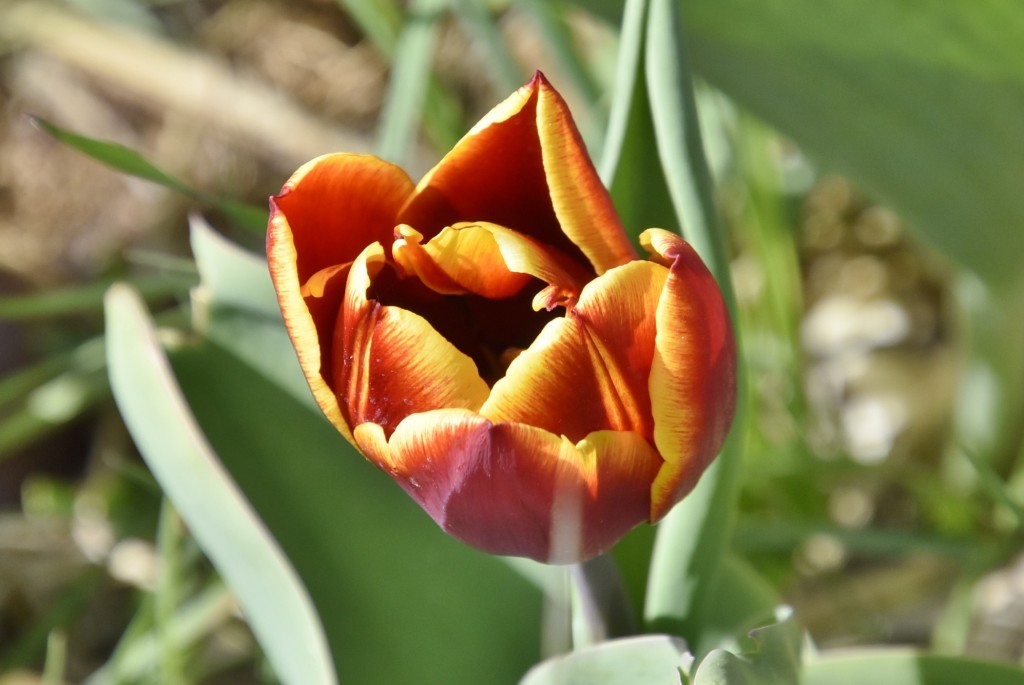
left=392, top=221, right=586, bottom=307
left=337, top=244, right=490, bottom=435
left=534, top=75, right=637, bottom=274
left=267, top=206, right=353, bottom=442
left=480, top=260, right=666, bottom=441
left=272, top=153, right=415, bottom=283
left=397, top=73, right=635, bottom=277
left=353, top=411, right=662, bottom=563
left=641, top=229, right=737, bottom=520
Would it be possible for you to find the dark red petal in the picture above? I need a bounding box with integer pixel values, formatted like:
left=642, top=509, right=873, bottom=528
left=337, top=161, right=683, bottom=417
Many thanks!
left=354, top=411, right=663, bottom=562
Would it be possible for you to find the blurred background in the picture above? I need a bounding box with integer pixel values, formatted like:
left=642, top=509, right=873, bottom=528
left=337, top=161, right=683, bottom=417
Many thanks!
left=1, top=0, right=1023, bottom=682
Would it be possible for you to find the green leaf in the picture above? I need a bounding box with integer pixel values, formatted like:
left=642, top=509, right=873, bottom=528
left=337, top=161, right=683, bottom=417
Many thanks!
left=519, top=635, right=693, bottom=685
left=103, top=284, right=336, bottom=685
left=0, top=273, right=195, bottom=320
left=804, top=650, right=1024, bottom=685
left=33, top=118, right=267, bottom=233
left=599, top=0, right=678, bottom=247
left=522, top=0, right=607, bottom=141
left=451, top=0, right=524, bottom=93
left=692, top=609, right=802, bottom=685
left=336, top=0, right=464, bottom=152
left=681, top=0, right=1024, bottom=284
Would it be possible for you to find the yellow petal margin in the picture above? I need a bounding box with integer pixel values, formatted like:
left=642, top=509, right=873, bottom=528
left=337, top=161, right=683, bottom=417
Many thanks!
left=641, top=229, right=737, bottom=520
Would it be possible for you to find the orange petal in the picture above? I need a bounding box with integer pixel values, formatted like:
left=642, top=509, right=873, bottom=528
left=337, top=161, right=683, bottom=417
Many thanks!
left=337, top=244, right=490, bottom=435
left=480, top=261, right=667, bottom=442
left=353, top=411, right=663, bottom=562
left=272, top=153, right=415, bottom=283
left=398, top=73, right=635, bottom=276
left=641, top=229, right=737, bottom=520
left=392, top=222, right=586, bottom=308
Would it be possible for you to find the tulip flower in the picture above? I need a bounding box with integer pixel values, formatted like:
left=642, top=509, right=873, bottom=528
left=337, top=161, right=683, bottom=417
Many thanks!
left=267, top=73, right=736, bottom=563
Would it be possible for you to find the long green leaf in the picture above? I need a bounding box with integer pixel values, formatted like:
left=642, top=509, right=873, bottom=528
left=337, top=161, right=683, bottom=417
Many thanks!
left=599, top=0, right=678, bottom=247
left=103, top=284, right=336, bottom=685
left=33, top=118, right=267, bottom=233
left=170, top=339, right=542, bottom=684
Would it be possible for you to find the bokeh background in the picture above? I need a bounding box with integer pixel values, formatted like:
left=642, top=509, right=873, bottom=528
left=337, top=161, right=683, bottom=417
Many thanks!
left=1, top=0, right=1023, bottom=682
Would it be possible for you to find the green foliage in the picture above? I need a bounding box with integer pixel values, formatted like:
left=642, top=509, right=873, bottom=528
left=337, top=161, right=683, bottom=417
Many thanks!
left=12, top=1, right=1024, bottom=683
left=679, top=0, right=1024, bottom=286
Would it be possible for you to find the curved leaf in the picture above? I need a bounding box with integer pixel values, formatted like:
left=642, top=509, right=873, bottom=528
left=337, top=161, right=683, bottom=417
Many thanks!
left=104, top=284, right=336, bottom=685
left=520, top=635, right=693, bottom=685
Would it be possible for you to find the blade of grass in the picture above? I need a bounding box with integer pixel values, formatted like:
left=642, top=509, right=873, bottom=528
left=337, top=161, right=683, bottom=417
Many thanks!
left=452, top=0, right=524, bottom=93
left=336, top=0, right=464, bottom=153
left=32, top=117, right=267, bottom=233
left=0, top=567, right=105, bottom=672
left=0, top=272, right=196, bottom=320
left=375, top=0, right=448, bottom=164
left=599, top=0, right=677, bottom=248
left=522, top=0, right=606, bottom=143
left=0, top=366, right=111, bottom=463
left=83, top=583, right=236, bottom=685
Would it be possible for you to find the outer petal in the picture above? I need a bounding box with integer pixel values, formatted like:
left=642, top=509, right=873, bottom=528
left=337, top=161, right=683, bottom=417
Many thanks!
left=267, top=154, right=415, bottom=441
left=398, top=73, right=636, bottom=276
left=641, top=229, right=737, bottom=520
left=353, top=410, right=663, bottom=563
left=337, top=244, right=490, bottom=435
left=271, top=153, right=415, bottom=282
left=392, top=222, right=587, bottom=308
left=480, top=260, right=666, bottom=442
left=534, top=75, right=637, bottom=273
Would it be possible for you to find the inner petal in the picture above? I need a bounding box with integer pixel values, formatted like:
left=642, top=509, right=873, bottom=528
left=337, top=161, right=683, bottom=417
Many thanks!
left=480, top=261, right=667, bottom=442
left=392, top=221, right=588, bottom=309
left=335, top=243, right=490, bottom=436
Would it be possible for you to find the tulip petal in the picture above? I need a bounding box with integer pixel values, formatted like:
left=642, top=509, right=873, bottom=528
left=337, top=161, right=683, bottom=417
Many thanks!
left=268, top=154, right=416, bottom=442
left=271, top=153, right=415, bottom=282
left=392, top=222, right=586, bottom=308
left=480, top=261, right=666, bottom=442
left=641, top=229, right=737, bottom=520
left=353, top=411, right=662, bottom=563
left=338, top=244, right=490, bottom=435
left=398, top=73, right=635, bottom=276
left=534, top=75, right=638, bottom=273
